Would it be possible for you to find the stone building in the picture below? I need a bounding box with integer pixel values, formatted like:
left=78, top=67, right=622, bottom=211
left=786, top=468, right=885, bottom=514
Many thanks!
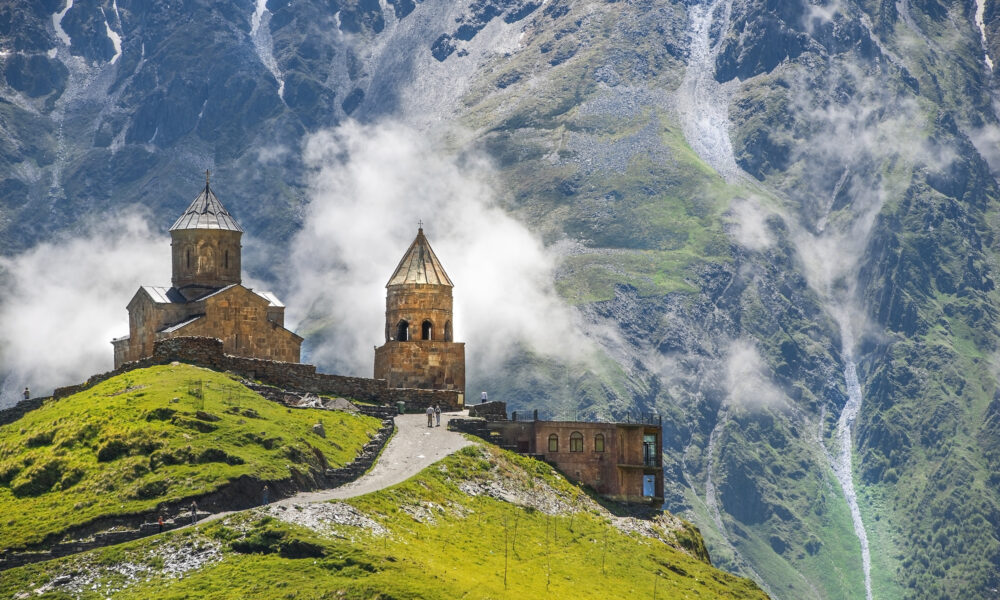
left=489, top=415, right=664, bottom=504
left=374, top=227, right=465, bottom=399
left=112, top=175, right=302, bottom=368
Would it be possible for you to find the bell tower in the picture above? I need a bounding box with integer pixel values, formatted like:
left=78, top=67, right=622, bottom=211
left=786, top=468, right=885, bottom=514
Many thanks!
left=374, top=226, right=465, bottom=395
left=170, top=170, right=243, bottom=301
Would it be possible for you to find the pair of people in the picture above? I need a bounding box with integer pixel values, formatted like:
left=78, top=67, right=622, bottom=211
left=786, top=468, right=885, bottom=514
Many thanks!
left=425, top=405, right=442, bottom=427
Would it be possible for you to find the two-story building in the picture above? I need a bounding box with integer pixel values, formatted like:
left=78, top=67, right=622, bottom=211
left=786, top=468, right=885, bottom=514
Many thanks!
left=488, top=414, right=663, bottom=504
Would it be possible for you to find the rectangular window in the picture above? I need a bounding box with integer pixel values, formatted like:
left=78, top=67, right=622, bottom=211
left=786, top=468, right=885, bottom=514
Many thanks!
left=643, top=434, right=658, bottom=467
left=548, top=434, right=559, bottom=452
left=643, top=475, right=656, bottom=497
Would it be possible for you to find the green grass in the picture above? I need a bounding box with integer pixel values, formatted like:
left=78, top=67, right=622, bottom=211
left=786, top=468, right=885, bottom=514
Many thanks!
left=1, top=444, right=767, bottom=599
left=0, top=364, right=381, bottom=552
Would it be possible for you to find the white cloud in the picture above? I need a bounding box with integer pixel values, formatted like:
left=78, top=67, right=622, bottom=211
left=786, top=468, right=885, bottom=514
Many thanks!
left=728, top=196, right=774, bottom=251
left=725, top=339, right=785, bottom=410
left=286, top=120, right=590, bottom=379
left=0, top=213, right=169, bottom=406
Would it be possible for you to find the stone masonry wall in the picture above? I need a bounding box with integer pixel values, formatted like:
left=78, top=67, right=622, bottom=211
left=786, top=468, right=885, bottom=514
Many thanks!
left=374, top=340, right=465, bottom=393
left=54, top=337, right=462, bottom=410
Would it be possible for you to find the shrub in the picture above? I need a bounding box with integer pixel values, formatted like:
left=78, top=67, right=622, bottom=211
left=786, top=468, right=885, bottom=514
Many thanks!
left=131, top=479, right=168, bottom=499
left=25, top=431, right=55, bottom=448
left=171, top=416, right=218, bottom=433
left=11, top=459, right=65, bottom=497
left=197, top=448, right=244, bottom=465
left=145, top=407, right=176, bottom=421
left=97, top=439, right=130, bottom=462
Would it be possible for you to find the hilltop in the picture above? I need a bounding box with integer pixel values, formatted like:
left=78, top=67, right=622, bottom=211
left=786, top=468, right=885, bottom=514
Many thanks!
left=0, top=364, right=767, bottom=598
left=1, top=442, right=767, bottom=599
left=0, top=364, right=381, bottom=554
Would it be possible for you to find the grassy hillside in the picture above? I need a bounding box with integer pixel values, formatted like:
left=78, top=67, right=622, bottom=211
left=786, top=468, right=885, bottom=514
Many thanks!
left=0, top=364, right=381, bottom=552
left=1, top=444, right=767, bottom=599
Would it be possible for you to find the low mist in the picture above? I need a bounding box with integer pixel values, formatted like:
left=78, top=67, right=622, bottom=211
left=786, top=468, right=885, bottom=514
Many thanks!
left=286, top=121, right=589, bottom=380
left=0, top=214, right=168, bottom=406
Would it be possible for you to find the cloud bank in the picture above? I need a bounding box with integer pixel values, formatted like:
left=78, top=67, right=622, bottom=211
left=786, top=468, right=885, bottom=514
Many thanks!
left=0, top=214, right=168, bottom=406
left=287, top=121, right=587, bottom=379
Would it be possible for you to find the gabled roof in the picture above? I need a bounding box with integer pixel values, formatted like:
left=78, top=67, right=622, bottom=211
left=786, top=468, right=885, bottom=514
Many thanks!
left=386, top=228, right=453, bottom=287
left=141, top=286, right=186, bottom=304
left=255, top=290, right=285, bottom=308
left=169, top=175, right=243, bottom=232
left=159, top=315, right=204, bottom=334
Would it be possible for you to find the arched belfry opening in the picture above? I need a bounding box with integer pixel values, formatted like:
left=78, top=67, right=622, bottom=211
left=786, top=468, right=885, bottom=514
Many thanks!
left=444, top=320, right=452, bottom=342
left=396, top=320, right=410, bottom=341
left=422, top=320, right=433, bottom=340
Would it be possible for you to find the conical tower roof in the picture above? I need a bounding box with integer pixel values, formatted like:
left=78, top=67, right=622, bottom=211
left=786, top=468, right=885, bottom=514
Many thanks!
left=169, top=172, right=243, bottom=232
left=386, top=227, right=453, bottom=287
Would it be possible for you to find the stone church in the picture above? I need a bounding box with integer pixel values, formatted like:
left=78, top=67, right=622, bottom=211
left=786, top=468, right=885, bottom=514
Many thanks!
left=374, top=227, right=465, bottom=397
left=112, top=175, right=302, bottom=368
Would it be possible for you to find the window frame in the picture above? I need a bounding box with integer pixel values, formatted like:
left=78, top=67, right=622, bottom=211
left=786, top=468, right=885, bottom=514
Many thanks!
left=594, top=433, right=605, bottom=452
left=548, top=433, right=559, bottom=452
left=569, top=431, right=583, bottom=452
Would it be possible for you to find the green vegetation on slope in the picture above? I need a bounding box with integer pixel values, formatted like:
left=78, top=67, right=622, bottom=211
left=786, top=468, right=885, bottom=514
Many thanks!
left=1, top=444, right=767, bottom=599
left=0, top=364, right=381, bottom=552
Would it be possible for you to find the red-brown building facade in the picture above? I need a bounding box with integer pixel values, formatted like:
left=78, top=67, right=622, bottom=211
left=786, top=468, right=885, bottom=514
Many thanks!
left=490, top=418, right=663, bottom=504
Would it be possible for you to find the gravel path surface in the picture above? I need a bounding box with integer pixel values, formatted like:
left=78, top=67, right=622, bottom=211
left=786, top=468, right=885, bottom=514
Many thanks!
left=276, top=410, right=473, bottom=504
left=201, top=410, right=472, bottom=525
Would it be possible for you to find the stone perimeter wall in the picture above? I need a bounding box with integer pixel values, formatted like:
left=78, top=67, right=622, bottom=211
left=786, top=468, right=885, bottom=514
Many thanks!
left=53, top=337, right=462, bottom=411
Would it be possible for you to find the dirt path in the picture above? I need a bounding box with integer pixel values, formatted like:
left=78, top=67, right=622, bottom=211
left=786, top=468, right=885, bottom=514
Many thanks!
left=277, top=410, right=472, bottom=504
left=201, top=410, right=472, bottom=524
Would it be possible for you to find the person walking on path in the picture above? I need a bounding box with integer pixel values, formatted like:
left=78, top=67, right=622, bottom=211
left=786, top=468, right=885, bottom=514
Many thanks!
left=262, top=485, right=270, bottom=506
left=426, top=405, right=434, bottom=427
left=23, top=387, right=30, bottom=401
left=480, top=391, right=488, bottom=403
left=158, top=515, right=164, bottom=533
left=190, top=501, right=198, bottom=524
left=435, top=405, right=441, bottom=427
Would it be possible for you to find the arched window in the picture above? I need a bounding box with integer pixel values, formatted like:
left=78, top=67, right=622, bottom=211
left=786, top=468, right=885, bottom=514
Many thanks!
left=422, top=320, right=433, bottom=340
left=594, top=434, right=605, bottom=452
left=570, top=431, right=583, bottom=452
left=548, top=433, right=559, bottom=452
left=395, top=320, right=409, bottom=341
left=444, top=320, right=453, bottom=342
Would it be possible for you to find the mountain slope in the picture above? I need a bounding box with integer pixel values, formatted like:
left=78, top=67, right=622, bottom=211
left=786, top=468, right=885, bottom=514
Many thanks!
left=0, top=444, right=768, bottom=600
left=2, top=0, right=1000, bottom=598
left=0, top=364, right=380, bottom=553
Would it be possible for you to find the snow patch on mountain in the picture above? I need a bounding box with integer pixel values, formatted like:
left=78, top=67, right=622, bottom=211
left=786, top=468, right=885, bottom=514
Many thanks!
left=251, top=0, right=285, bottom=99
left=102, top=8, right=122, bottom=65
left=52, top=0, right=74, bottom=46
left=975, top=0, right=994, bottom=70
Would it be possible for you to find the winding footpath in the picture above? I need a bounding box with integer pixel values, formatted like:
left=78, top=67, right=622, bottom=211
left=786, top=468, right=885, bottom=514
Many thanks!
left=278, top=410, right=472, bottom=503
left=201, top=410, right=472, bottom=525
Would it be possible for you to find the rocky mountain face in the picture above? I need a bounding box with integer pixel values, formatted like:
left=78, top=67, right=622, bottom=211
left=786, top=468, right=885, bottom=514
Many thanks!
left=2, top=0, right=1000, bottom=598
